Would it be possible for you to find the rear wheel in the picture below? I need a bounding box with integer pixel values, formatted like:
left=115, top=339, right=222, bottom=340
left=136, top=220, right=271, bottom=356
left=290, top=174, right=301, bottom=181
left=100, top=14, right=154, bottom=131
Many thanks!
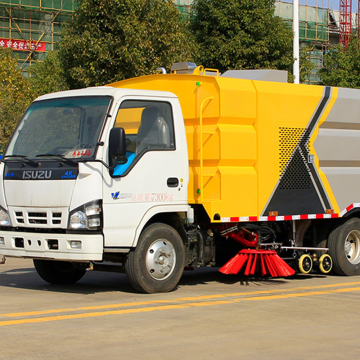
left=33, top=260, right=86, bottom=284
left=328, top=217, right=360, bottom=275
left=125, top=223, right=185, bottom=293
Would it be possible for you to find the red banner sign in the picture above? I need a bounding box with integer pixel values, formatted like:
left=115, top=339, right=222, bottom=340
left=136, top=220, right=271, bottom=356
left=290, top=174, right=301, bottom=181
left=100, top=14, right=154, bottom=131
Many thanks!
left=0, top=38, right=46, bottom=52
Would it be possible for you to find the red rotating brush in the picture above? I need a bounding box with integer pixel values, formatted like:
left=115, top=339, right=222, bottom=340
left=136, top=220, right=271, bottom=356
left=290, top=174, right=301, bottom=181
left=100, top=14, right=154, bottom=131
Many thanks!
left=219, top=249, right=295, bottom=277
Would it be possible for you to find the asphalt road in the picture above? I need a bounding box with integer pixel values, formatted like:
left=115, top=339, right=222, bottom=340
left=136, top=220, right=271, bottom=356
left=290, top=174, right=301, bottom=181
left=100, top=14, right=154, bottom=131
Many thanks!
left=1, top=258, right=360, bottom=360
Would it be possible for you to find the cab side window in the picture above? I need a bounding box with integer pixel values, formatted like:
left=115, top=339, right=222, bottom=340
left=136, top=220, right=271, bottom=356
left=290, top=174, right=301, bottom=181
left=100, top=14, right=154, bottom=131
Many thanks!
left=112, top=100, right=175, bottom=176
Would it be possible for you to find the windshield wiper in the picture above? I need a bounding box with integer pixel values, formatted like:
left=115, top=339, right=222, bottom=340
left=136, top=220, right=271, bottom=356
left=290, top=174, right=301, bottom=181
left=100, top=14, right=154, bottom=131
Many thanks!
left=3, top=155, right=39, bottom=165
left=35, top=154, right=76, bottom=163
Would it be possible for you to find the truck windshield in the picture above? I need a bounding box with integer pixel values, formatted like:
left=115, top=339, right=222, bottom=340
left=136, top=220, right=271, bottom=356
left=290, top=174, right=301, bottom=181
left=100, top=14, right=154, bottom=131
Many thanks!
left=5, top=96, right=112, bottom=159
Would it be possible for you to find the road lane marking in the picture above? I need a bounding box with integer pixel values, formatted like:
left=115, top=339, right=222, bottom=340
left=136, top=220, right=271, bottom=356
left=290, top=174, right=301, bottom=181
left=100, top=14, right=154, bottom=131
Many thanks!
left=2, top=281, right=360, bottom=318
left=2, top=270, right=36, bottom=275
left=1, top=285, right=360, bottom=327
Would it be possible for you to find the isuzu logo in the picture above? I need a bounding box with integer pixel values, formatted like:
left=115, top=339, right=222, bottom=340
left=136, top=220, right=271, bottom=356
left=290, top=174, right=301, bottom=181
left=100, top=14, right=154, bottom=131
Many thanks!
left=22, top=170, right=52, bottom=179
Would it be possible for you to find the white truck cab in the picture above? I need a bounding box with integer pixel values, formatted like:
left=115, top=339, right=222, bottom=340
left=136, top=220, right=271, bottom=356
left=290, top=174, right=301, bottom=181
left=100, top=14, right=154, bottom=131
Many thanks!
left=0, top=86, right=190, bottom=292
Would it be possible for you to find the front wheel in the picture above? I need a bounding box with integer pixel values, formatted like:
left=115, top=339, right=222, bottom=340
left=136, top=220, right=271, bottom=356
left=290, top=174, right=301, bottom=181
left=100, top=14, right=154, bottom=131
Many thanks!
left=125, top=223, right=185, bottom=293
left=328, top=217, right=360, bottom=275
left=33, top=260, right=86, bottom=284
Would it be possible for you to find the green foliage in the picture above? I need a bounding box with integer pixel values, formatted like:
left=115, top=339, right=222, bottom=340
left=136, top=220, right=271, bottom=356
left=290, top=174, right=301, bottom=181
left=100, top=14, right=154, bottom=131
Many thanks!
left=0, top=48, right=33, bottom=153
left=299, top=46, right=317, bottom=84
left=58, top=0, right=199, bottom=89
left=29, top=51, right=69, bottom=97
left=190, top=0, right=293, bottom=75
left=320, top=39, right=360, bottom=89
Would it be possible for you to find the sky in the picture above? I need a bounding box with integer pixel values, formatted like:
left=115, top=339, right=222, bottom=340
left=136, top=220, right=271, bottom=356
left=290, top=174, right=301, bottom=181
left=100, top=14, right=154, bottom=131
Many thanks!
left=279, top=0, right=358, bottom=12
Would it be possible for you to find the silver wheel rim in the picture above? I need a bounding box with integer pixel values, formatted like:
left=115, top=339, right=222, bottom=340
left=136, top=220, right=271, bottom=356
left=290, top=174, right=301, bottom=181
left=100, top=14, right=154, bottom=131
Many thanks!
left=146, top=239, right=176, bottom=280
left=344, top=230, right=360, bottom=264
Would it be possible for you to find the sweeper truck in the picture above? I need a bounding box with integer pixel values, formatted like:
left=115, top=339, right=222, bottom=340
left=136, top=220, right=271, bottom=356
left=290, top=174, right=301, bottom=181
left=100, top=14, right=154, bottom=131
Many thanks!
left=0, top=62, right=359, bottom=293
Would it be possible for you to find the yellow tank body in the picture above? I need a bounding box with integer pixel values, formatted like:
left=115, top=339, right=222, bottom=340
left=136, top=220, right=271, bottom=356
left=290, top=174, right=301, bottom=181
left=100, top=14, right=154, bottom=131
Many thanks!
left=108, top=70, right=337, bottom=223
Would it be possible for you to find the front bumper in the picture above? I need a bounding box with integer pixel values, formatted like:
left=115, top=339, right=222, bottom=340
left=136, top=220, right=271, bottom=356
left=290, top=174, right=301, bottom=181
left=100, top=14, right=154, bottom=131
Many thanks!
left=0, top=231, right=103, bottom=261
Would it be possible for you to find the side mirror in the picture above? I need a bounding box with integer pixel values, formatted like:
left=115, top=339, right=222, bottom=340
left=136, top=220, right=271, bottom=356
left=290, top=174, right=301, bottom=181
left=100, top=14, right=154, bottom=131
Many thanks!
left=109, top=127, right=126, bottom=158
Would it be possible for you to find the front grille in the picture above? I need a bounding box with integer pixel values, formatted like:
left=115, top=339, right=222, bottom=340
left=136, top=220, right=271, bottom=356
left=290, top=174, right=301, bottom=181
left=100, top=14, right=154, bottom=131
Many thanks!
left=28, top=212, right=46, bottom=218
left=13, top=209, right=66, bottom=228
left=29, top=219, right=47, bottom=224
left=28, top=212, right=47, bottom=225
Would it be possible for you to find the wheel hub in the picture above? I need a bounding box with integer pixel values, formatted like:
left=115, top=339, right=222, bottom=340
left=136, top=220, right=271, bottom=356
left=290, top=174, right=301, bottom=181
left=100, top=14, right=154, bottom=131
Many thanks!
left=146, top=239, right=176, bottom=280
left=345, top=230, right=360, bottom=265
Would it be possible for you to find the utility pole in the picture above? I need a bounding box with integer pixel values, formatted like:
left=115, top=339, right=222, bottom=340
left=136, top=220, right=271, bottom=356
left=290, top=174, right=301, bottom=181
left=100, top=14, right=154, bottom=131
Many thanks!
left=293, top=0, right=300, bottom=84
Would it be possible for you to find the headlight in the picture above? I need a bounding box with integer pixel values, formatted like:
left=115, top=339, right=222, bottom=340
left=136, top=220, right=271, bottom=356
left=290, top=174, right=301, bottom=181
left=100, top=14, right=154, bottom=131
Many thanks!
left=0, top=206, right=11, bottom=227
left=69, top=200, right=102, bottom=230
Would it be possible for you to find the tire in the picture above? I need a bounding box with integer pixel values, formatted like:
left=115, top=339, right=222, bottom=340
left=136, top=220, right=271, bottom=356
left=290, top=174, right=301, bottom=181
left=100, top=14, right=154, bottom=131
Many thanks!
left=319, top=254, right=332, bottom=274
left=33, top=260, right=86, bottom=284
left=298, top=254, right=313, bottom=274
left=328, top=217, right=360, bottom=276
left=125, top=223, right=185, bottom=293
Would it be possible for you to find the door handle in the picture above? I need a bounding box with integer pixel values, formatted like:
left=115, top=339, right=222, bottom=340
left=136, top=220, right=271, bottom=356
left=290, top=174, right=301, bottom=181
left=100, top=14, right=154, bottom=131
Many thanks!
left=167, top=177, right=179, bottom=188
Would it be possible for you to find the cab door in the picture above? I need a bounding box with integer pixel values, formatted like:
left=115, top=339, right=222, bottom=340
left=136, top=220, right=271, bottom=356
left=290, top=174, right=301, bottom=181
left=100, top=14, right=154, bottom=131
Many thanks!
left=102, top=96, right=189, bottom=247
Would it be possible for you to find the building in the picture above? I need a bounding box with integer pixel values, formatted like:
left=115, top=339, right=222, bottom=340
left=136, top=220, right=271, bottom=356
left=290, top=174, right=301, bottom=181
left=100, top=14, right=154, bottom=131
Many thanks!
left=0, top=0, right=75, bottom=76
left=0, top=0, right=194, bottom=77
left=275, top=1, right=359, bottom=84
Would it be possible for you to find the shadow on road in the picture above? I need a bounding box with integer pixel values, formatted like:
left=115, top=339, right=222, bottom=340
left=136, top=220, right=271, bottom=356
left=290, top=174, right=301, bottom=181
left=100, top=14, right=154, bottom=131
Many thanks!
left=0, top=264, right=329, bottom=296
left=0, top=266, right=134, bottom=294
left=179, top=266, right=327, bottom=288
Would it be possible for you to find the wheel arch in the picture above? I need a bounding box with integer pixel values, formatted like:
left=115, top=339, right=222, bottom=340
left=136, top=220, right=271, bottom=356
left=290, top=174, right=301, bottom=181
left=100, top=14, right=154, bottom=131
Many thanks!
left=132, top=205, right=189, bottom=248
left=310, top=215, right=358, bottom=246
left=343, top=208, right=360, bottom=219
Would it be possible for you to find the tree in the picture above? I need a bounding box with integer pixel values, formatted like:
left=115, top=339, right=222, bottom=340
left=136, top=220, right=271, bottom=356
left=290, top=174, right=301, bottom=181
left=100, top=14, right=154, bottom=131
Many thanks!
left=299, top=46, right=317, bottom=84
left=319, top=39, right=360, bottom=89
left=0, top=48, right=32, bottom=153
left=58, top=0, right=199, bottom=89
left=190, top=0, right=293, bottom=75
left=29, top=51, right=69, bottom=98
